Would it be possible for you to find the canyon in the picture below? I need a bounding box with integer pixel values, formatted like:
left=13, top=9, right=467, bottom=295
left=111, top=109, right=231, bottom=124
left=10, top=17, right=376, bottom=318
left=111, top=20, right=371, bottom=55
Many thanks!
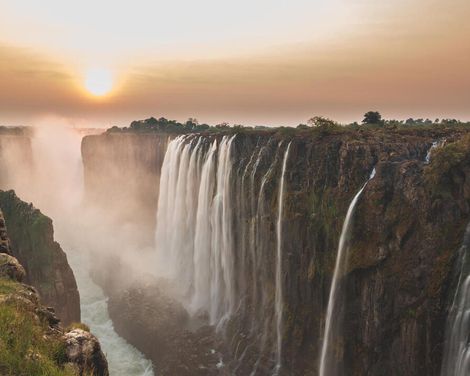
left=1, top=123, right=469, bottom=375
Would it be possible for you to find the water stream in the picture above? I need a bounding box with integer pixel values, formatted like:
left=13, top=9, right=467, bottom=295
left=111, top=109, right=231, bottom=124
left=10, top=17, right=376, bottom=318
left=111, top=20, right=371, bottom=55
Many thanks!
left=319, top=168, right=376, bottom=376
left=441, top=222, right=470, bottom=376
left=274, top=142, right=291, bottom=374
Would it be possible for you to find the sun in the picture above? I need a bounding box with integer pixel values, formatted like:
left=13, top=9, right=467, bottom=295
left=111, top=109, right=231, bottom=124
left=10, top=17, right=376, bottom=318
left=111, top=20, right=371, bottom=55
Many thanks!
left=84, top=68, right=113, bottom=97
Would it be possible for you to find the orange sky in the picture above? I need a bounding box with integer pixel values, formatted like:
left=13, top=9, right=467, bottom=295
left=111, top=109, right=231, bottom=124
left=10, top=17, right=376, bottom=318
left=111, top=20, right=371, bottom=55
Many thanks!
left=0, top=0, right=469, bottom=127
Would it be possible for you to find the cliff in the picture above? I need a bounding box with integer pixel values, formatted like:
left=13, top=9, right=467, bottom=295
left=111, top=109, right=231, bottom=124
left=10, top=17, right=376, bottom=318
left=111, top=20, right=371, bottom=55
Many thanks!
left=81, top=132, right=169, bottom=246
left=81, top=126, right=470, bottom=375
left=0, top=190, right=80, bottom=325
left=0, top=209, right=108, bottom=376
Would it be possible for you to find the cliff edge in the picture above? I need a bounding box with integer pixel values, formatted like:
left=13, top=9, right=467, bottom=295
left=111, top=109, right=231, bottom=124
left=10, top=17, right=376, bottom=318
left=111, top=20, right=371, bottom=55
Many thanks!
left=0, top=190, right=80, bottom=325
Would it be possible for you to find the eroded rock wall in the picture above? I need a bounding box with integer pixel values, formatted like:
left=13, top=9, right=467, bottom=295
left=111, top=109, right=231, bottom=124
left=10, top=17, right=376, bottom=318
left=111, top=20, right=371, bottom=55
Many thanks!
left=0, top=189, right=80, bottom=325
left=81, top=133, right=169, bottom=246
left=82, top=127, right=470, bottom=375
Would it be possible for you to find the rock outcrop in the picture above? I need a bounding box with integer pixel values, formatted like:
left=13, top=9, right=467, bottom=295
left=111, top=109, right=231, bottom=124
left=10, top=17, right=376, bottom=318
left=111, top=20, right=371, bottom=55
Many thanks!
left=0, top=211, right=11, bottom=254
left=0, top=190, right=80, bottom=325
left=0, top=252, right=25, bottom=281
left=0, top=209, right=108, bottom=376
left=0, top=252, right=108, bottom=376
left=64, top=329, right=109, bottom=376
left=108, top=280, right=224, bottom=375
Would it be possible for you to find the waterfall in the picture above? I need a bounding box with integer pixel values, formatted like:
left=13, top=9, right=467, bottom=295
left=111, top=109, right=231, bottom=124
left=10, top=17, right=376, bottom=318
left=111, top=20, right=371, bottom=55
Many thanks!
left=155, top=135, right=237, bottom=327
left=319, top=168, right=376, bottom=376
left=441, top=222, right=470, bottom=376
left=274, top=142, right=291, bottom=374
left=154, top=135, right=292, bottom=373
left=425, top=139, right=446, bottom=164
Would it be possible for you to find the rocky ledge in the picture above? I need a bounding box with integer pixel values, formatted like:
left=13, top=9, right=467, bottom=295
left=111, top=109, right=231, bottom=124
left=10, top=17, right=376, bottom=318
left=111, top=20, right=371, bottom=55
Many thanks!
left=0, top=251, right=108, bottom=376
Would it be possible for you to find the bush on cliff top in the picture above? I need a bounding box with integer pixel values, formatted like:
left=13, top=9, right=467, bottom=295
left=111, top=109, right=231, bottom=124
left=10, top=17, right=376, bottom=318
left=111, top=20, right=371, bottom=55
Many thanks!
left=425, top=134, right=470, bottom=189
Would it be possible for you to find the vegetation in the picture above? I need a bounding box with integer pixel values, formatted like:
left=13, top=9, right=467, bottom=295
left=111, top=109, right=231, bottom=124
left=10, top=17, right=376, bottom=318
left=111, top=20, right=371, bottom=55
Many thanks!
left=307, top=116, right=338, bottom=128
left=0, top=279, right=74, bottom=376
left=66, top=322, right=90, bottom=332
left=105, top=112, right=470, bottom=136
left=425, top=134, right=470, bottom=189
left=362, top=111, right=383, bottom=125
left=107, top=117, right=211, bottom=134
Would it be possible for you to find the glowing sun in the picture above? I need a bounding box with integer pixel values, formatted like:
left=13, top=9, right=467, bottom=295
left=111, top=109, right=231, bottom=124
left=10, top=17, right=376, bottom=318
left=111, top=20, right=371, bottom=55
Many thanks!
left=84, top=68, right=113, bottom=96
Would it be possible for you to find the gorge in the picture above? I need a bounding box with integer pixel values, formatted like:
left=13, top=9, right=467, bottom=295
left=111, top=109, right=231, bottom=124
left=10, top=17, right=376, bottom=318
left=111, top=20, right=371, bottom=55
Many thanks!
left=1, top=122, right=470, bottom=375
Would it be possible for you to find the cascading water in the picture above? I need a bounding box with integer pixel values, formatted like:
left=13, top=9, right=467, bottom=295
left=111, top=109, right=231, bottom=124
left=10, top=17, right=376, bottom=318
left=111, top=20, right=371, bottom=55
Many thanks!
left=425, top=139, right=445, bottom=164
left=155, top=135, right=237, bottom=326
left=154, top=135, right=292, bottom=374
left=441, top=222, right=470, bottom=376
left=319, top=168, right=376, bottom=376
left=274, top=142, right=291, bottom=374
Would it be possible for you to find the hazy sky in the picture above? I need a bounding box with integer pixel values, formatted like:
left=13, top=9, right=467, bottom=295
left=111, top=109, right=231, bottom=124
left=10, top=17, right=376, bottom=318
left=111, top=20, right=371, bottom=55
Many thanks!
left=1, top=0, right=469, bottom=127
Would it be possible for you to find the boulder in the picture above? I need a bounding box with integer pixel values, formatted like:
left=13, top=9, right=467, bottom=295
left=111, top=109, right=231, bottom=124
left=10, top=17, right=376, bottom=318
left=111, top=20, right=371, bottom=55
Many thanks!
left=0, top=253, right=25, bottom=281
left=64, top=329, right=109, bottom=376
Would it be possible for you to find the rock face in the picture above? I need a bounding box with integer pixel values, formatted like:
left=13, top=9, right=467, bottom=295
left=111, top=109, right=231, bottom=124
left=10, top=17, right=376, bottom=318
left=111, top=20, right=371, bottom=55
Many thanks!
left=0, top=254, right=108, bottom=376
left=107, top=280, right=224, bottom=375
left=82, top=127, right=470, bottom=375
left=0, top=189, right=80, bottom=325
left=64, top=329, right=109, bottom=376
left=0, top=252, right=25, bottom=281
left=0, top=210, right=11, bottom=254
left=0, top=239, right=108, bottom=376
left=81, top=132, right=169, bottom=246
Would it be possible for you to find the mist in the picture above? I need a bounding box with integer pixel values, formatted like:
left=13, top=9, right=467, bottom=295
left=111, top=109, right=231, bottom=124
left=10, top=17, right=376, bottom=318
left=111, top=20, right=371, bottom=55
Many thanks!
left=0, top=123, right=155, bottom=375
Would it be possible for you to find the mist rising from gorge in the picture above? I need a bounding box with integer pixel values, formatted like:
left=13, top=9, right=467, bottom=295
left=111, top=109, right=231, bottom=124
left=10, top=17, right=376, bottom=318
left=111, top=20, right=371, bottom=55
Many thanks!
left=0, top=124, right=155, bottom=375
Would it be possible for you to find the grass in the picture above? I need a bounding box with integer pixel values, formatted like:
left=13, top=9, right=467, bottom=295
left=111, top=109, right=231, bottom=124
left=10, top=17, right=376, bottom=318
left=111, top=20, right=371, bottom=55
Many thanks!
left=0, top=278, right=75, bottom=376
left=66, top=322, right=90, bottom=332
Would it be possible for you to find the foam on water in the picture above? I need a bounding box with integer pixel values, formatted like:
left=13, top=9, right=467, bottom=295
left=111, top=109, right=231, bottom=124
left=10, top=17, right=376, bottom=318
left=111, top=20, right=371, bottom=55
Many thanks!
left=66, top=247, right=154, bottom=376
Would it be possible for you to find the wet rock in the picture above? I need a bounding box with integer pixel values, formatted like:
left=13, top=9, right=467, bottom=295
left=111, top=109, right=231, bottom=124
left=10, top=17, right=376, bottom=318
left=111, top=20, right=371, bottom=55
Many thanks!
left=108, top=280, right=225, bottom=375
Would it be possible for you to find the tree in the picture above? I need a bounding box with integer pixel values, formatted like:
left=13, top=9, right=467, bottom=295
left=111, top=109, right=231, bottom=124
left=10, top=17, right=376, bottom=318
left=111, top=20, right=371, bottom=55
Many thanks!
left=362, top=111, right=382, bottom=124
left=187, top=117, right=199, bottom=125
left=307, top=116, right=337, bottom=128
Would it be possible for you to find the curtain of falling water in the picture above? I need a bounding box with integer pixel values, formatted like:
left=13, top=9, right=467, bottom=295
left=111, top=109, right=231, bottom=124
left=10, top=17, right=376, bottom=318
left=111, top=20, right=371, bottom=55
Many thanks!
left=274, top=142, right=291, bottom=375
left=155, top=135, right=236, bottom=326
left=154, top=135, right=291, bottom=373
